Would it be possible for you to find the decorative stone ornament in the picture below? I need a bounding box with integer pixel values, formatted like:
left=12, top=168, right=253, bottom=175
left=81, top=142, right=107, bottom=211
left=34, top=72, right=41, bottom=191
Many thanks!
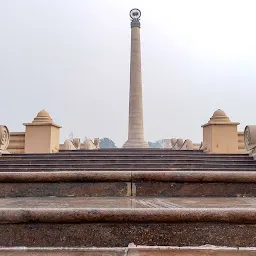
left=0, top=125, right=10, bottom=154
left=244, top=125, right=256, bottom=151
left=171, top=138, right=194, bottom=150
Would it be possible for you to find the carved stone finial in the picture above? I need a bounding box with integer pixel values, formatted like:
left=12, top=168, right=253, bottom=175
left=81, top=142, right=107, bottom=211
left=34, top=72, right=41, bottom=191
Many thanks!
left=0, top=125, right=10, bottom=154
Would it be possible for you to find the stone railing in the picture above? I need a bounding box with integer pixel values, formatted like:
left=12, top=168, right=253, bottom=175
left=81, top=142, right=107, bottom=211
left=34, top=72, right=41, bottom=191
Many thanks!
left=244, top=125, right=256, bottom=157
left=0, top=125, right=10, bottom=155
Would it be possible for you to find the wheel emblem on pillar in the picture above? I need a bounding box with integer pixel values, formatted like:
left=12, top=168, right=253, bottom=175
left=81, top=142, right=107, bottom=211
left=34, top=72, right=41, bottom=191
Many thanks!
left=130, top=8, right=141, bottom=20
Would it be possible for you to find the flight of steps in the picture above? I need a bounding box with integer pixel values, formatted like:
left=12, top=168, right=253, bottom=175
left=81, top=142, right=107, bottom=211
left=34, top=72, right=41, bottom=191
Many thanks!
left=0, top=148, right=256, bottom=255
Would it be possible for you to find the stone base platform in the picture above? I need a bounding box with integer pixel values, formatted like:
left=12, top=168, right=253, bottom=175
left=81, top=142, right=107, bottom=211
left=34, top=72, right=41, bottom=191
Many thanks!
left=123, top=139, right=149, bottom=148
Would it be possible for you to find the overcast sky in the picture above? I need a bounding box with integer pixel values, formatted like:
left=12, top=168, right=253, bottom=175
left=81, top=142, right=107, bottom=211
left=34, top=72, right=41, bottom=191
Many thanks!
left=1, top=0, right=256, bottom=146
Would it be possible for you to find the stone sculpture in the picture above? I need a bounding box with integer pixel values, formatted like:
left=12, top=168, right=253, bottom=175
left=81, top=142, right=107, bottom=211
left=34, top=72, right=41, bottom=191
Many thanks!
left=0, top=125, right=10, bottom=154
left=244, top=125, right=256, bottom=153
left=63, top=137, right=99, bottom=151
left=199, top=142, right=206, bottom=151
left=170, top=138, right=194, bottom=150
left=170, top=138, right=177, bottom=148
left=84, top=138, right=97, bottom=150
left=180, top=139, right=193, bottom=150
left=94, top=138, right=100, bottom=149
left=73, top=138, right=81, bottom=149
left=63, top=138, right=81, bottom=150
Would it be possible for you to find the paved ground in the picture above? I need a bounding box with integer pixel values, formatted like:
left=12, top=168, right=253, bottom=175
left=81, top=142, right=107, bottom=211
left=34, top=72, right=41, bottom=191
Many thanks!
left=0, top=197, right=256, bottom=209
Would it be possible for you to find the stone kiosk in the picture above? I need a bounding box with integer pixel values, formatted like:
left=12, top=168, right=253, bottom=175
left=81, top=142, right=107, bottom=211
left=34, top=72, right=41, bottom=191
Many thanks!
left=202, top=109, right=240, bottom=154
left=23, top=110, right=61, bottom=154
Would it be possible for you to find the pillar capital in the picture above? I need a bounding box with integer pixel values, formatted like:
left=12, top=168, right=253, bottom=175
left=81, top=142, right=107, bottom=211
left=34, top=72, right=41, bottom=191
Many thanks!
left=130, top=8, right=141, bottom=28
left=131, top=20, right=140, bottom=28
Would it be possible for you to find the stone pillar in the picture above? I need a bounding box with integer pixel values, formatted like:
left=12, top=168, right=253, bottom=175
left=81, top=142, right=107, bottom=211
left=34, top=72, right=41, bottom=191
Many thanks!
left=24, top=110, right=61, bottom=153
left=123, top=9, right=148, bottom=148
left=201, top=109, right=239, bottom=154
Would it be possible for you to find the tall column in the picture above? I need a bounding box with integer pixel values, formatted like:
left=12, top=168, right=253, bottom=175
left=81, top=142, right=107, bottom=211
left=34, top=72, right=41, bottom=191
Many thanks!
left=123, top=9, right=148, bottom=148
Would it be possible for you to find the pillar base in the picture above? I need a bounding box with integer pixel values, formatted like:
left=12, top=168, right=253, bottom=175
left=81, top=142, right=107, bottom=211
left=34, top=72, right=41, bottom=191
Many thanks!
left=123, top=139, right=149, bottom=148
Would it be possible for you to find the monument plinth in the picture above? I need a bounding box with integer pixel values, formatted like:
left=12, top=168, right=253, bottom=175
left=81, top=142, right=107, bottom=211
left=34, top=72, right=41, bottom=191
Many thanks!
left=123, top=9, right=148, bottom=148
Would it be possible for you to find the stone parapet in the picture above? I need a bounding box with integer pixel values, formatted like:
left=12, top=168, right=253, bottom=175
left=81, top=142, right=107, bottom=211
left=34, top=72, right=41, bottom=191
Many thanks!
left=7, top=132, right=25, bottom=154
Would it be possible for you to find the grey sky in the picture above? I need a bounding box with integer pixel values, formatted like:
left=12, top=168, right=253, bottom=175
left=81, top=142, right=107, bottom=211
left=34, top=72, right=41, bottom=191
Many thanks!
left=1, top=0, right=256, bottom=146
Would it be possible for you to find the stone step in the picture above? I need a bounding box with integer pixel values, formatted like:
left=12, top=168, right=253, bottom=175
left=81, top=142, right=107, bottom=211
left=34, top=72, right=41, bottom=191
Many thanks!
left=0, top=171, right=256, bottom=197
left=0, top=197, right=255, bottom=247
left=0, top=153, right=252, bottom=158
left=60, top=148, right=205, bottom=153
left=0, top=162, right=256, bottom=169
left=0, top=158, right=254, bottom=165
left=1, top=167, right=256, bottom=172
left=3, top=152, right=249, bottom=159
left=0, top=246, right=256, bottom=256
left=5, top=150, right=205, bottom=157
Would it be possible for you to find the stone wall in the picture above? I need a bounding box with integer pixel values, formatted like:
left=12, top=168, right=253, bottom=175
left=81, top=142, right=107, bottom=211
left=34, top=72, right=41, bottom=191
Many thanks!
left=238, top=131, right=246, bottom=153
left=7, top=132, right=25, bottom=154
